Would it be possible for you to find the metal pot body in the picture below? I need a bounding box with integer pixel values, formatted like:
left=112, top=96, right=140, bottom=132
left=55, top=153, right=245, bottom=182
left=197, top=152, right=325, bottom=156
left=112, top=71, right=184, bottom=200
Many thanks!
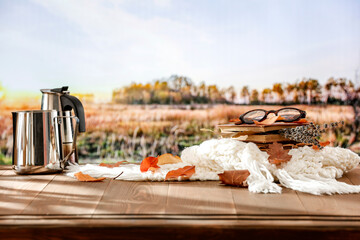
left=40, top=87, right=85, bottom=163
left=41, top=90, right=63, bottom=111
left=12, top=110, right=64, bottom=174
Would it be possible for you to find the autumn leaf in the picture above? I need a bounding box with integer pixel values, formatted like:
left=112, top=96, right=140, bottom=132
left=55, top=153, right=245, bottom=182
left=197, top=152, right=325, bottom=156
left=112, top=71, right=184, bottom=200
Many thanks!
left=312, top=145, right=319, bottom=150
left=140, top=156, right=160, bottom=172
left=312, top=141, right=330, bottom=150
left=229, top=118, right=240, bottom=122
left=293, top=119, right=308, bottom=124
left=266, top=142, right=292, bottom=165
left=254, top=115, right=282, bottom=125
left=320, top=141, right=330, bottom=147
left=157, top=153, right=182, bottom=165
left=74, top=171, right=106, bottom=182
left=165, top=166, right=195, bottom=181
left=218, top=170, right=250, bottom=187
left=99, top=161, right=126, bottom=168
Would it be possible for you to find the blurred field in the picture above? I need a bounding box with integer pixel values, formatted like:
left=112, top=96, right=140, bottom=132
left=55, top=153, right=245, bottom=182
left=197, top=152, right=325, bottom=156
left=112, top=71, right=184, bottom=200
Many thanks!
left=0, top=103, right=358, bottom=165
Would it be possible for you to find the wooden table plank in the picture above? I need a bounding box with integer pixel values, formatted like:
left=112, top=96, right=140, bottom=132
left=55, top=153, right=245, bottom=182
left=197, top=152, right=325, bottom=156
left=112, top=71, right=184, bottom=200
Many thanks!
left=22, top=174, right=110, bottom=215
left=0, top=170, right=55, bottom=215
left=232, top=186, right=308, bottom=215
left=295, top=175, right=360, bottom=216
left=94, top=181, right=169, bottom=214
left=346, top=167, right=360, bottom=185
left=166, top=181, right=236, bottom=214
left=1, top=165, right=360, bottom=240
left=1, top=219, right=360, bottom=240
left=0, top=168, right=8, bottom=176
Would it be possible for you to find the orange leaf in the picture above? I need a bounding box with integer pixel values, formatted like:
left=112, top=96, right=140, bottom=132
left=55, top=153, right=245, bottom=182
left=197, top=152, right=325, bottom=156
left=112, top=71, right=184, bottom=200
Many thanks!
left=218, top=170, right=250, bottom=187
left=99, top=161, right=126, bottom=168
left=254, top=115, right=281, bottom=125
left=165, top=166, right=195, bottom=181
left=293, top=119, right=308, bottom=124
left=320, top=141, right=330, bottom=147
left=157, top=153, right=182, bottom=165
left=140, top=156, right=160, bottom=172
left=312, top=141, right=330, bottom=151
left=229, top=118, right=240, bottom=122
left=74, top=171, right=106, bottom=182
left=266, top=142, right=292, bottom=165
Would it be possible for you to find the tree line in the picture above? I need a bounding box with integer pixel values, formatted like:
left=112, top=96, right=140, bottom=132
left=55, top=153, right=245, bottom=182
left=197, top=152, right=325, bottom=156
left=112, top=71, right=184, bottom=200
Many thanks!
left=112, top=75, right=359, bottom=106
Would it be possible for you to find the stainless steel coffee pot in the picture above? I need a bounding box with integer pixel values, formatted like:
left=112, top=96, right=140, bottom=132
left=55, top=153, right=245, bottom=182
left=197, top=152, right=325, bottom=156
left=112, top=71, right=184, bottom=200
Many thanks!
left=12, top=110, right=79, bottom=174
left=40, top=86, right=86, bottom=163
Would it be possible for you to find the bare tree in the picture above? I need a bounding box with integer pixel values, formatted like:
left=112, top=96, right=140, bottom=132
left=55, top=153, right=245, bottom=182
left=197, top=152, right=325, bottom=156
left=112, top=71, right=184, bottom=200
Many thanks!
left=241, top=86, right=250, bottom=104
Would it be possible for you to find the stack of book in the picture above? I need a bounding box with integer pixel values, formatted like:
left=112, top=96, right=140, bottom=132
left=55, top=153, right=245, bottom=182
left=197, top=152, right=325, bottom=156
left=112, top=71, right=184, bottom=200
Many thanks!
left=217, top=122, right=310, bottom=150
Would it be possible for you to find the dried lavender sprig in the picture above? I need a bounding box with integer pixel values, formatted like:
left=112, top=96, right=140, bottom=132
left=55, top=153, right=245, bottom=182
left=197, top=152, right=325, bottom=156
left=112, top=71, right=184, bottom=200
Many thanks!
left=279, top=121, right=344, bottom=149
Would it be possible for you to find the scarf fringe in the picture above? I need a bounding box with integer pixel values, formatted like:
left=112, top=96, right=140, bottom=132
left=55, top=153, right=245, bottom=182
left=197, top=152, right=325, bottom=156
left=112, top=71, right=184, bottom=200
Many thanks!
left=276, top=169, right=360, bottom=195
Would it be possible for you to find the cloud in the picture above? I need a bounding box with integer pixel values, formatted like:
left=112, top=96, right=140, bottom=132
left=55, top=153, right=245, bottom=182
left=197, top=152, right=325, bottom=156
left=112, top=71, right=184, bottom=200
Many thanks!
left=1, top=0, right=359, bottom=98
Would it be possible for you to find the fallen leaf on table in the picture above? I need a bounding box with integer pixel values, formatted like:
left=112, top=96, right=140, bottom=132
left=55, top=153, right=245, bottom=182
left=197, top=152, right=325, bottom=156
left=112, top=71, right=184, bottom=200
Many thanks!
left=254, top=115, right=282, bottom=125
left=99, top=161, right=126, bottom=168
left=74, top=171, right=106, bottom=182
left=140, top=156, right=160, bottom=172
left=266, top=142, right=292, bottom=165
left=157, top=153, right=182, bottom=165
left=218, top=170, right=250, bottom=187
left=312, top=141, right=330, bottom=150
left=165, top=166, right=195, bottom=181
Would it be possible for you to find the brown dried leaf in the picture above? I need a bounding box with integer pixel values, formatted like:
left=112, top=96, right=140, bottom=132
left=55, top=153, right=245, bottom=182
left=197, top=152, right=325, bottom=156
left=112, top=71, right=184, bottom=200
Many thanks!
left=165, top=166, right=195, bottom=181
left=157, top=153, right=182, bottom=165
left=266, top=142, right=292, bottom=165
left=254, top=115, right=282, bottom=125
left=74, top=171, right=106, bottom=182
left=218, top=170, right=250, bottom=187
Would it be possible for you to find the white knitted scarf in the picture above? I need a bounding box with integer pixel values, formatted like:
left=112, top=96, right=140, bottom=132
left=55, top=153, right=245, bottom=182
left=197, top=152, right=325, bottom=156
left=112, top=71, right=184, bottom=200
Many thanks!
left=66, top=139, right=360, bottom=195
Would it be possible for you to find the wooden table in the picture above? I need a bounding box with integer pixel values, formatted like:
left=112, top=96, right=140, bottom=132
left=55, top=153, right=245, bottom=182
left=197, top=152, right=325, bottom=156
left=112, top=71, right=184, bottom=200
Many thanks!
left=1, top=165, right=360, bottom=240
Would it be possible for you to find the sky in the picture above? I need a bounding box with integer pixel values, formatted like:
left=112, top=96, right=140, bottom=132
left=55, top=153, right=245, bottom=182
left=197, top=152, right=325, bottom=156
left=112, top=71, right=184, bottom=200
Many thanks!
left=0, top=0, right=360, bottom=100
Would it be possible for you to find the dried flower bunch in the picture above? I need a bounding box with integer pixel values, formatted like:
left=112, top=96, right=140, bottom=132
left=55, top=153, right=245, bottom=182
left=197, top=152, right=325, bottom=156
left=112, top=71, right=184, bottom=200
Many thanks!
left=279, top=121, right=344, bottom=149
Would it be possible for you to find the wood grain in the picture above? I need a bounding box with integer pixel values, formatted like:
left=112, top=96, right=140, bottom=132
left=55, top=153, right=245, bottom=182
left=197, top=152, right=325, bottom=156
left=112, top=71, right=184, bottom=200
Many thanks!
left=166, top=181, right=236, bottom=214
left=295, top=175, right=360, bottom=216
left=1, top=166, right=360, bottom=239
left=346, top=167, right=360, bottom=185
left=0, top=170, right=55, bottom=215
left=1, top=222, right=360, bottom=240
left=232, top=186, right=307, bottom=215
left=22, top=174, right=110, bottom=215
left=94, top=181, right=169, bottom=214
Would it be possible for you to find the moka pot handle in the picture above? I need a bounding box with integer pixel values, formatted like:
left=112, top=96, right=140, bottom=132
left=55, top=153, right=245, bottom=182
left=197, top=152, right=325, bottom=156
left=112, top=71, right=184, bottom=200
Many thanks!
left=60, top=94, right=86, bottom=132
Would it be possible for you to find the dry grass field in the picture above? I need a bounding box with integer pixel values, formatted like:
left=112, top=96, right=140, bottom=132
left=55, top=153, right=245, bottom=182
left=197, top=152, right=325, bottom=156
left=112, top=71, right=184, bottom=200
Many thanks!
left=0, top=102, right=357, bottom=164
